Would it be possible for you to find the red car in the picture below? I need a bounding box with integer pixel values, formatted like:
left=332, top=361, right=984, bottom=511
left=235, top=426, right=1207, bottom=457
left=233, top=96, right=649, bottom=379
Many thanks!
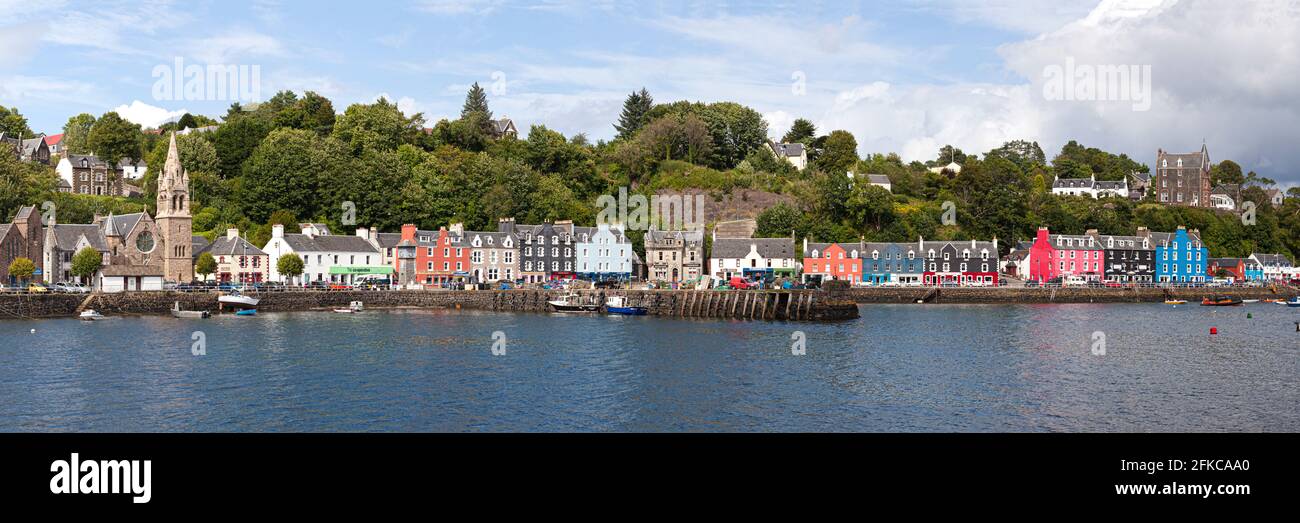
left=728, top=277, right=750, bottom=290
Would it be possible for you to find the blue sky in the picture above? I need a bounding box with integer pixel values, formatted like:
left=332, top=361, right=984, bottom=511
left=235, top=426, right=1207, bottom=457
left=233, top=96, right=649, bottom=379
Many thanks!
left=3, top=0, right=1297, bottom=185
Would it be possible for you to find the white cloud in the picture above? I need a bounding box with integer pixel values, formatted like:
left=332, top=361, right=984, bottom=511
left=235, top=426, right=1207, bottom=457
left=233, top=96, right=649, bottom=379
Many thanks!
left=413, top=0, right=503, bottom=15
left=185, top=30, right=288, bottom=64
left=0, top=23, right=45, bottom=69
left=0, top=75, right=100, bottom=107
left=906, top=0, right=1097, bottom=35
left=112, top=100, right=189, bottom=128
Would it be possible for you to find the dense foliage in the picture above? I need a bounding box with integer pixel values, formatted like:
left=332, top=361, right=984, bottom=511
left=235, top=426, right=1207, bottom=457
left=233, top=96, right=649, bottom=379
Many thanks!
left=2, top=87, right=1297, bottom=263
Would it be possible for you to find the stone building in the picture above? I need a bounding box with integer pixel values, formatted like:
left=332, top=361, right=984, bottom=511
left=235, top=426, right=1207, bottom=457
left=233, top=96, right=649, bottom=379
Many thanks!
left=644, top=227, right=704, bottom=283
left=1154, top=145, right=1212, bottom=207
left=57, top=154, right=126, bottom=196
left=155, top=133, right=194, bottom=283
left=0, top=206, right=45, bottom=284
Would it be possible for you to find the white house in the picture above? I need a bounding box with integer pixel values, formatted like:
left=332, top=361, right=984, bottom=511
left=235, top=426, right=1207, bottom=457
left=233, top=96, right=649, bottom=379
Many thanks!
left=263, top=223, right=386, bottom=285
left=928, top=161, right=962, bottom=175
left=865, top=174, right=891, bottom=192
left=1249, top=253, right=1297, bottom=281
left=1052, top=175, right=1129, bottom=198
left=708, top=235, right=798, bottom=281
left=575, top=223, right=634, bottom=280
left=765, top=141, right=807, bottom=171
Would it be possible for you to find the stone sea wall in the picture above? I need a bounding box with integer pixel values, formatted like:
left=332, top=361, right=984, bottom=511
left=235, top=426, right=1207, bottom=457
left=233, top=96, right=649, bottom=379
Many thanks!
left=843, top=286, right=1300, bottom=304
left=0, top=289, right=860, bottom=322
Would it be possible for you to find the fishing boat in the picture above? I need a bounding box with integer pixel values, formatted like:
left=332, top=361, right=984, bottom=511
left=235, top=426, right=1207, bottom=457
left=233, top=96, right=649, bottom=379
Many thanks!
left=234, top=309, right=258, bottom=316
left=604, top=296, right=647, bottom=315
left=78, top=309, right=105, bottom=321
left=1286, top=297, right=1300, bottom=307
left=171, top=301, right=210, bottom=319
left=1164, top=299, right=1187, bottom=305
left=1201, top=295, right=1243, bottom=306
left=218, top=290, right=260, bottom=310
left=548, top=292, right=599, bottom=312
left=1241, top=299, right=1260, bottom=304
left=333, top=301, right=364, bottom=313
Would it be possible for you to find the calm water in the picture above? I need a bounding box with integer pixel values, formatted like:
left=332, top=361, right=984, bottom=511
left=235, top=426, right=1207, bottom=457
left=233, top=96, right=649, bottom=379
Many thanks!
left=1, top=304, right=1297, bottom=432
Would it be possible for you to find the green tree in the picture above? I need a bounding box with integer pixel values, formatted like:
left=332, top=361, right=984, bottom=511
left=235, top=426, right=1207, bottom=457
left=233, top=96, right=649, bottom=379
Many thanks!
left=461, top=82, right=492, bottom=119
left=143, top=132, right=218, bottom=198
left=241, top=128, right=348, bottom=222
left=1210, top=160, right=1244, bottom=186
left=61, top=113, right=97, bottom=154
left=756, top=202, right=803, bottom=237
left=8, top=257, right=35, bottom=283
left=332, top=97, right=422, bottom=154
left=87, top=111, right=143, bottom=165
left=846, top=183, right=895, bottom=233
left=70, top=247, right=102, bottom=284
left=0, top=106, right=33, bottom=137
left=614, top=87, right=653, bottom=140
left=816, top=130, right=859, bottom=175
left=274, top=91, right=336, bottom=134
left=211, top=116, right=271, bottom=179
left=1, top=151, right=58, bottom=219
left=277, top=253, right=304, bottom=283
left=781, top=118, right=817, bottom=144
left=194, top=252, right=217, bottom=280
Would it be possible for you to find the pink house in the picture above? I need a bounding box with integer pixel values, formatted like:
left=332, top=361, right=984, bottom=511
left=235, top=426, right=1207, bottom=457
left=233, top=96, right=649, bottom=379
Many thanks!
left=1028, top=227, right=1104, bottom=282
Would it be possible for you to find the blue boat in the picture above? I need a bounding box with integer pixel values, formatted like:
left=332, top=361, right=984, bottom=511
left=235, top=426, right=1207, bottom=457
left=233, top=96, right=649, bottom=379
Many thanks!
left=604, top=296, right=647, bottom=315
left=1286, top=297, right=1300, bottom=307
left=234, top=309, right=258, bottom=316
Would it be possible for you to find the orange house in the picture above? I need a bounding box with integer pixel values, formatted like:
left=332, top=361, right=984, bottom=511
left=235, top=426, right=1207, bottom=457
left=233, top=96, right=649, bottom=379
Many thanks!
left=802, top=240, right=863, bottom=284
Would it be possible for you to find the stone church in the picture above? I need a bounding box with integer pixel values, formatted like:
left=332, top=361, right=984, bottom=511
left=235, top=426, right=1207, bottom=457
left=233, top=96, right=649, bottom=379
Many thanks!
left=42, top=133, right=193, bottom=288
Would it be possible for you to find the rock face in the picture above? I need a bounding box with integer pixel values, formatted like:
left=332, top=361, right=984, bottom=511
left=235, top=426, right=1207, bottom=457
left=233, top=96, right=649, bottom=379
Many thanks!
left=0, top=289, right=860, bottom=321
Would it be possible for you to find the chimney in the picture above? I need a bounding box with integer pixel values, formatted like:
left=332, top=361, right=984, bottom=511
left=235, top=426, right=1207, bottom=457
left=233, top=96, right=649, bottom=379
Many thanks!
left=227, top=228, right=239, bottom=240
left=993, top=236, right=998, bottom=251
left=971, top=239, right=976, bottom=250
left=498, top=217, right=515, bottom=233
left=355, top=227, right=369, bottom=239
left=449, top=222, right=464, bottom=235
left=401, top=224, right=416, bottom=242
left=1085, top=228, right=1098, bottom=236
left=272, top=224, right=285, bottom=238
left=918, top=235, right=924, bottom=251
left=300, top=223, right=315, bottom=237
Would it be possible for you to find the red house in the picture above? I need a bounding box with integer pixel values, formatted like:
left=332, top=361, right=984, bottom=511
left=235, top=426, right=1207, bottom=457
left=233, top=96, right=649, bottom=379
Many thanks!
left=1028, top=227, right=1104, bottom=283
left=802, top=239, right=863, bottom=284
left=398, top=224, right=470, bottom=286
left=1208, top=258, right=1245, bottom=281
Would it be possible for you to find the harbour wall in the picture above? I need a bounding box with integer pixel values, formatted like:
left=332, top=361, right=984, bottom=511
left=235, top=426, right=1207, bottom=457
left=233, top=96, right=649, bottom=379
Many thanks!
left=843, top=286, right=1299, bottom=304
left=0, top=289, right=860, bottom=322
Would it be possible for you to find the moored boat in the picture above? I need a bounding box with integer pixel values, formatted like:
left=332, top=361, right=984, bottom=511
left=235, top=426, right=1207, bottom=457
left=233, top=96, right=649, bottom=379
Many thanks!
left=78, top=310, right=105, bottom=321
left=218, top=290, right=260, bottom=310
left=334, top=301, right=364, bottom=313
left=1286, top=297, right=1300, bottom=307
left=548, top=292, right=599, bottom=312
left=1201, top=295, right=1243, bottom=306
left=234, top=309, right=258, bottom=316
left=171, top=301, right=210, bottom=318
left=605, top=296, right=647, bottom=315
left=1241, top=299, right=1259, bottom=304
left=1164, top=299, right=1187, bottom=305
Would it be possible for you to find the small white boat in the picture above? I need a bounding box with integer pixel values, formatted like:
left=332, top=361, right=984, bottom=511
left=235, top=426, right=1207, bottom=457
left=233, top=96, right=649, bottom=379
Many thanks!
left=79, top=310, right=105, bottom=321
left=218, top=291, right=260, bottom=309
left=1241, top=299, right=1260, bottom=304
left=333, top=301, right=364, bottom=313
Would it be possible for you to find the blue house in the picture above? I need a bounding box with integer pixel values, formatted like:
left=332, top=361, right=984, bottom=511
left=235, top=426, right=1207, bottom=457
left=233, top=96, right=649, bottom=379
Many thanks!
left=861, top=242, right=925, bottom=285
left=1150, top=226, right=1207, bottom=283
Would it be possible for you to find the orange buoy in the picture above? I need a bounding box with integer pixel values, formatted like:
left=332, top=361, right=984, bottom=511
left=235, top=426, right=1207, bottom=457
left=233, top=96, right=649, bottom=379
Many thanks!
left=1210, top=327, right=1218, bottom=335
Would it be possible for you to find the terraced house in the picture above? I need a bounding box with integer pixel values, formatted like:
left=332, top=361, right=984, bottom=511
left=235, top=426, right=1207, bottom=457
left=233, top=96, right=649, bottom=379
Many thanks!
left=1028, top=228, right=1103, bottom=283
left=464, top=224, right=517, bottom=284
left=921, top=238, right=1000, bottom=286
left=709, top=236, right=797, bottom=282
left=195, top=228, right=269, bottom=283
left=863, top=241, right=926, bottom=285
left=645, top=228, right=704, bottom=283
left=802, top=240, right=862, bottom=284
left=1143, top=226, right=1207, bottom=283
left=1249, top=253, right=1297, bottom=282
left=1091, top=229, right=1154, bottom=283
left=575, top=223, right=634, bottom=281
left=0, top=206, right=43, bottom=284
left=264, top=223, right=385, bottom=285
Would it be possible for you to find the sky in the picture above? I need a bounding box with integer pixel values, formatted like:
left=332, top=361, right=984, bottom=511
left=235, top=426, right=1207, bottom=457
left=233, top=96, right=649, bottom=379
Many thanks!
left=2, top=0, right=1297, bottom=186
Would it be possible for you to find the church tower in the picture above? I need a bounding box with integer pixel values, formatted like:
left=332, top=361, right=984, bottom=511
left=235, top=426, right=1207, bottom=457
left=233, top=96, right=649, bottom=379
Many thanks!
left=156, top=133, right=193, bottom=283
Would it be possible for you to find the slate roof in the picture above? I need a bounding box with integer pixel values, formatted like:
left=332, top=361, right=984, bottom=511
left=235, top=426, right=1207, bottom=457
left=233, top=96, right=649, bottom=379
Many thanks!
left=769, top=141, right=805, bottom=157
left=201, top=235, right=267, bottom=257
left=1090, top=233, right=1152, bottom=250
left=1159, top=148, right=1210, bottom=171
left=280, top=233, right=378, bottom=253
left=1053, top=177, right=1094, bottom=189
left=192, top=235, right=211, bottom=258
left=0, top=224, right=10, bottom=240
left=1095, top=179, right=1127, bottom=190
left=711, top=237, right=796, bottom=259
left=66, top=154, right=112, bottom=169
left=49, top=224, right=108, bottom=251
left=375, top=232, right=402, bottom=249
left=102, top=213, right=144, bottom=237
left=647, top=229, right=704, bottom=246
left=1251, top=253, right=1294, bottom=267
left=807, top=241, right=864, bottom=257
left=866, top=174, right=891, bottom=185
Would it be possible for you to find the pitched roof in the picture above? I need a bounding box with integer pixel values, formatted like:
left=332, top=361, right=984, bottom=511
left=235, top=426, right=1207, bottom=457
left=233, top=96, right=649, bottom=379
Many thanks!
left=280, top=233, right=378, bottom=253
left=1251, top=253, right=1294, bottom=267
left=44, top=134, right=63, bottom=146
left=769, top=141, right=805, bottom=157
left=103, top=213, right=144, bottom=237
left=375, top=232, right=402, bottom=248
left=647, top=228, right=704, bottom=246
left=202, top=235, right=268, bottom=257
left=1158, top=146, right=1210, bottom=171
left=49, top=224, right=108, bottom=251
left=711, top=237, right=795, bottom=259
left=0, top=224, right=10, bottom=240
left=1095, top=179, right=1127, bottom=190
left=1053, top=177, right=1094, bottom=188
left=866, top=174, right=891, bottom=185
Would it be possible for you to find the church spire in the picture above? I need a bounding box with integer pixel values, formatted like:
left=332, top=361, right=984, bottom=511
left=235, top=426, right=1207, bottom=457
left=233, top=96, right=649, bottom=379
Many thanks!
left=163, top=131, right=183, bottom=186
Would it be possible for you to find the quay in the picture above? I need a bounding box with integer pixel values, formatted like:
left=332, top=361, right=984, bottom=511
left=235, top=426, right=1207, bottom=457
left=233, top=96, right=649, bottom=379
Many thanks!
left=0, top=289, right=860, bottom=322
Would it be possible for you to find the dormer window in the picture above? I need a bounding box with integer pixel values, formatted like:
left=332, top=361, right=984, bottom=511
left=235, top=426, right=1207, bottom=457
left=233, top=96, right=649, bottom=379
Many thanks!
left=811, top=250, right=819, bottom=258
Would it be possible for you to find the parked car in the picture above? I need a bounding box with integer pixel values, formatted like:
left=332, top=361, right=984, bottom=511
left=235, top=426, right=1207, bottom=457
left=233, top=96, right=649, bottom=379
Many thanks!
left=727, top=276, right=750, bottom=290
left=27, top=283, right=49, bottom=293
